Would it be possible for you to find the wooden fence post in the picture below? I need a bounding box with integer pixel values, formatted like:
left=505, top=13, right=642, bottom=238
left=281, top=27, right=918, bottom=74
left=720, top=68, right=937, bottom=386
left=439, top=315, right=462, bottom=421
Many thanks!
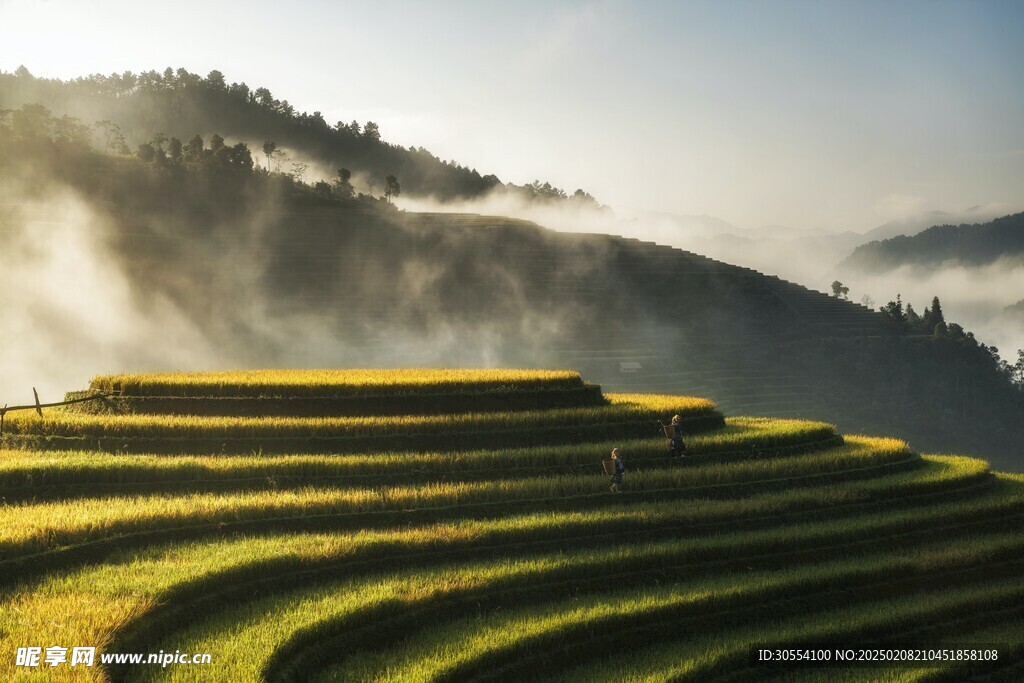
left=0, top=391, right=116, bottom=433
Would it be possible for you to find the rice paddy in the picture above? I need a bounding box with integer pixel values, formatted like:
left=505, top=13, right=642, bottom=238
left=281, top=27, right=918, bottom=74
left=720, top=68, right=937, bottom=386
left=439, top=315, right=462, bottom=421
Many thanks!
left=88, top=369, right=587, bottom=398
left=0, top=368, right=1019, bottom=681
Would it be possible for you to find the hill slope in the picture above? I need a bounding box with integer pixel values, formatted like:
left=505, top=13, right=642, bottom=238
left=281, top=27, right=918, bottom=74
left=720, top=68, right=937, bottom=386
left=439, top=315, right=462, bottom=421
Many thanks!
left=0, top=66, right=596, bottom=204
left=840, top=212, right=1024, bottom=273
left=859, top=208, right=1009, bottom=243
left=0, top=370, right=1021, bottom=681
left=97, top=196, right=1024, bottom=470
left=2, top=94, right=1022, bottom=471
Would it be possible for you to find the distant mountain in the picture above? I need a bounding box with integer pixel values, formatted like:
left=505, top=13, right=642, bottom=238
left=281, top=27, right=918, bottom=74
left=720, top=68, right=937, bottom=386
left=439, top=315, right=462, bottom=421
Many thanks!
left=839, top=212, right=1024, bottom=273
left=860, top=208, right=1007, bottom=243
left=635, top=211, right=738, bottom=238
left=642, top=210, right=1006, bottom=257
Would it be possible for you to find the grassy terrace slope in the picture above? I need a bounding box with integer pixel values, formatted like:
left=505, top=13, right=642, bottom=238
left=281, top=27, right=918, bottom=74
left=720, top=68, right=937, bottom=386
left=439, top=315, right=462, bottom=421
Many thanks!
left=2, top=395, right=720, bottom=455
left=68, top=370, right=605, bottom=416
left=89, top=369, right=588, bottom=396
left=0, top=369, right=1020, bottom=682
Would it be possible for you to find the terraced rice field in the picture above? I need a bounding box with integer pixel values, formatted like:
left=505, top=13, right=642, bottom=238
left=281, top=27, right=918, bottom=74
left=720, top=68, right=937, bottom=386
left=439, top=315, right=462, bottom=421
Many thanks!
left=1, top=369, right=1020, bottom=682
left=88, top=370, right=589, bottom=397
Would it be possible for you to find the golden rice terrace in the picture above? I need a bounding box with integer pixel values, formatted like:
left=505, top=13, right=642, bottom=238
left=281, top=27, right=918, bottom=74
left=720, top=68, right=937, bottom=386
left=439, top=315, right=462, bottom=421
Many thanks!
left=0, top=369, right=1021, bottom=682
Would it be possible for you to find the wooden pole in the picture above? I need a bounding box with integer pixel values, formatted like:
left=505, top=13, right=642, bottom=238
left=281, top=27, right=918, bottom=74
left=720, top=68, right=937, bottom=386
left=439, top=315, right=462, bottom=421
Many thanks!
left=1, top=391, right=116, bottom=414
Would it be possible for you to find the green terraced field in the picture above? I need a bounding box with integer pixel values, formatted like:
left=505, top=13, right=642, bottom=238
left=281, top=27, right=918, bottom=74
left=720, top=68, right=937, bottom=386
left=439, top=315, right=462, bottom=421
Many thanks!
left=1, top=393, right=721, bottom=455
left=72, top=370, right=608, bottom=417
left=88, top=369, right=589, bottom=398
left=0, top=369, right=1020, bottom=682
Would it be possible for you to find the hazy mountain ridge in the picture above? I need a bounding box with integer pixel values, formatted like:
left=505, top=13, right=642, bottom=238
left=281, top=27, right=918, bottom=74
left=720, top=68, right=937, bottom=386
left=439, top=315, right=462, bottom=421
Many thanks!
left=2, top=73, right=1023, bottom=469
left=2, top=122, right=1023, bottom=468
left=0, top=66, right=600, bottom=207
left=839, top=212, right=1024, bottom=274
left=859, top=208, right=1008, bottom=242
left=644, top=210, right=1019, bottom=290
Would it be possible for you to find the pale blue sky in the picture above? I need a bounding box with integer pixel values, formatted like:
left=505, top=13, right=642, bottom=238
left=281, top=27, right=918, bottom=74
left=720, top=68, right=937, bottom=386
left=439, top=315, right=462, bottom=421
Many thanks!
left=2, top=0, right=1021, bottom=230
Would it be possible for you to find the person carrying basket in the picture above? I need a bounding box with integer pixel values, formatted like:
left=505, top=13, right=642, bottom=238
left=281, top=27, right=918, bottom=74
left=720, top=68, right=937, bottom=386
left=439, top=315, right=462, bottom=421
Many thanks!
left=605, top=447, right=626, bottom=493
left=664, top=414, right=688, bottom=457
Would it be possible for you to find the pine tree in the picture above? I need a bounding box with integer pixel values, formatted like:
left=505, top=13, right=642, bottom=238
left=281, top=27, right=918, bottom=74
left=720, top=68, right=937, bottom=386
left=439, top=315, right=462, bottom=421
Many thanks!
left=930, top=296, right=945, bottom=325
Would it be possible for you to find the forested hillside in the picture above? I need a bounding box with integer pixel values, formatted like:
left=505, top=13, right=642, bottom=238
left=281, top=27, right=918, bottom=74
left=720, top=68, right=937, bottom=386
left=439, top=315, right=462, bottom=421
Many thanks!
left=841, top=212, right=1024, bottom=273
left=0, top=65, right=601, bottom=205
left=3, top=107, right=1023, bottom=469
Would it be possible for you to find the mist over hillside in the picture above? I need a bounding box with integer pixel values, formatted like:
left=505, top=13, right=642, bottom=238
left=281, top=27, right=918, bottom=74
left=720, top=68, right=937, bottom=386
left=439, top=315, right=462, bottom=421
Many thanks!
left=2, top=101, right=1023, bottom=471
left=833, top=213, right=1024, bottom=361
left=859, top=207, right=1010, bottom=243
left=638, top=211, right=1024, bottom=364
left=3, top=61, right=1024, bottom=470
left=841, top=213, right=1024, bottom=273
left=5, top=64, right=1020, bottom=321
left=4, top=4, right=1024, bottom=678
left=0, top=67, right=604, bottom=209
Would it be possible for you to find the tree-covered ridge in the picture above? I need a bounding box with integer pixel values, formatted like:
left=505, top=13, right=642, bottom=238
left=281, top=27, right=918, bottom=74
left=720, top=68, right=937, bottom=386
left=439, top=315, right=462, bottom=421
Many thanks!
left=0, top=66, right=602, bottom=206
left=0, top=100, right=404, bottom=212
left=875, top=293, right=1024, bottom=394
left=840, top=212, right=1024, bottom=273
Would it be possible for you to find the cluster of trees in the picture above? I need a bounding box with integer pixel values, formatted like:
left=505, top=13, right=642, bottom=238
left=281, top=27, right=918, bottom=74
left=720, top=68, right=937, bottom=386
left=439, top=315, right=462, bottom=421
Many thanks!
left=0, top=101, right=256, bottom=176
left=510, top=181, right=604, bottom=209
left=821, top=278, right=1024, bottom=394
left=1014, top=350, right=1024, bottom=390
left=878, top=293, right=1024, bottom=393
left=136, top=133, right=253, bottom=172
left=0, top=102, right=403, bottom=211
left=880, top=294, right=946, bottom=335
left=1, top=66, right=602, bottom=207
left=308, top=167, right=400, bottom=203
left=0, top=103, right=102, bottom=182
left=0, top=102, right=93, bottom=149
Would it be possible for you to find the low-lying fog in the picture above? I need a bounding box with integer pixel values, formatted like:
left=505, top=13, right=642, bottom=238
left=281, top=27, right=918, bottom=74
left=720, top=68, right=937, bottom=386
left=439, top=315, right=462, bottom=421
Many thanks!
left=400, top=192, right=1024, bottom=363
left=3, top=156, right=1021, bottom=406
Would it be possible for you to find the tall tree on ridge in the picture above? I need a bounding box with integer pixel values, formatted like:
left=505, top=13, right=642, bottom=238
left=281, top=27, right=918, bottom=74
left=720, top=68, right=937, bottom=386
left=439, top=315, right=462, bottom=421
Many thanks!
left=385, top=174, right=401, bottom=203
left=262, top=141, right=277, bottom=172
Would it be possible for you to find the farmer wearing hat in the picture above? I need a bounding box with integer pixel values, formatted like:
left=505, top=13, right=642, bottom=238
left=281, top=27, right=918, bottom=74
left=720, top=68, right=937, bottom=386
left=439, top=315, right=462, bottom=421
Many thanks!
left=609, top=447, right=626, bottom=493
left=668, top=414, right=687, bottom=457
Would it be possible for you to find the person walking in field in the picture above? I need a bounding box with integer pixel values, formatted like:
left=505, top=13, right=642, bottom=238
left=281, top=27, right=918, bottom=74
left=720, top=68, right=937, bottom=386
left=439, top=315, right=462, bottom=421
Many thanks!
left=667, top=414, right=687, bottom=458
left=608, top=447, right=625, bottom=493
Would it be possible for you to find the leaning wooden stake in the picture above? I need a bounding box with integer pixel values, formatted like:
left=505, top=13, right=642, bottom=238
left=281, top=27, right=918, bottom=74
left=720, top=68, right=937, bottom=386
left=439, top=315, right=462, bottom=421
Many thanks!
left=0, top=391, right=116, bottom=437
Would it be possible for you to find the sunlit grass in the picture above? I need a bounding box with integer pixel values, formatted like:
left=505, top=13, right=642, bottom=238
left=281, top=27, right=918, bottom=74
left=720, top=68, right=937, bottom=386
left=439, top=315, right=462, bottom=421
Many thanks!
left=90, top=368, right=586, bottom=397
left=531, top=580, right=1024, bottom=683
left=0, top=417, right=836, bottom=492
left=0, top=467, right=1013, bottom=682
left=0, top=436, right=914, bottom=558
left=3, top=393, right=716, bottom=439
left=298, top=541, right=1024, bottom=683
left=0, top=368, right=1017, bottom=682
